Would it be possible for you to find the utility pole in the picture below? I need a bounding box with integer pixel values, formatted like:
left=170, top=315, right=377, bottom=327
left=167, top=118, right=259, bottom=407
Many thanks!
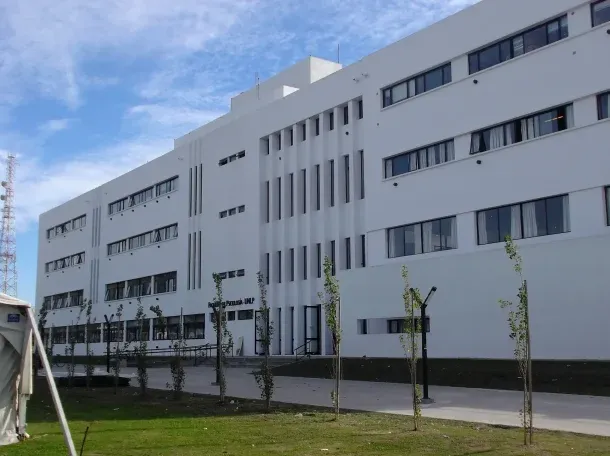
left=0, top=154, right=18, bottom=297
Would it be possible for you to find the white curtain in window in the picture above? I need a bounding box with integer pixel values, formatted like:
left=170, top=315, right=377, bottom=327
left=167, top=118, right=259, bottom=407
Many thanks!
left=418, top=149, right=427, bottom=168
left=408, top=79, right=416, bottom=98
left=562, top=195, right=570, bottom=232
left=445, top=141, right=455, bottom=161
left=409, top=152, right=418, bottom=171
left=511, top=205, right=523, bottom=239
left=522, top=202, right=538, bottom=238
left=422, top=222, right=433, bottom=253
left=388, top=229, right=398, bottom=258
left=490, top=126, right=504, bottom=149
left=391, top=82, right=407, bottom=103
left=565, top=105, right=574, bottom=129
left=471, top=134, right=481, bottom=153
left=477, top=212, right=488, bottom=244
left=438, top=143, right=447, bottom=164
left=505, top=123, right=515, bottom=145
left=448, top=217, right=457, bottom=249
left=385, top=160, right=393, bottom=178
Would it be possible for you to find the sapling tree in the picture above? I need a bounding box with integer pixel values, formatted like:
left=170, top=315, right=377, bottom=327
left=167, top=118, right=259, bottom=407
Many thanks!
left=111, top=303, right=129, bottom=395
left=212, top=273, right=232, bottom=403
left=36, top=302, right=50, bottom=377
left=318, top=256, right=342, bottom=420
left=83, top=299, right=96, bottom=389
left=133, top=298, right=149, bottom=396
left=65, top=306, right=85, bottom=388
left=254, top=271, right=274, bottom=411
left=499, top=236, right=533, bottom=445
left=150, top=305, right=187, bottom=400
left=399, top=265, right=423, bottom=431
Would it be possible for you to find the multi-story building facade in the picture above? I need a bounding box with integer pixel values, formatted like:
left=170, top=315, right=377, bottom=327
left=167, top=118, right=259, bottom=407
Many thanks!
left=37, top=0, right=610, bottom=359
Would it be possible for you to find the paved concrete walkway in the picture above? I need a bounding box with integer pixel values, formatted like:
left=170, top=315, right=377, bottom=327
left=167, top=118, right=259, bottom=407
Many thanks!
left=52, top=365, right=610, bottom=437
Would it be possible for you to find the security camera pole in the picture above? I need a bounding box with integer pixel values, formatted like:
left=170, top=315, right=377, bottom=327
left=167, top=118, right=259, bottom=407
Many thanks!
left=410, top=286, right=437, bottom=403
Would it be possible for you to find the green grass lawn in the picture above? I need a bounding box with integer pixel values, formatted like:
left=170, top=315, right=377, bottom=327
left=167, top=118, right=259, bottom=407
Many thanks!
left=3, top=379, right=609, bottom=456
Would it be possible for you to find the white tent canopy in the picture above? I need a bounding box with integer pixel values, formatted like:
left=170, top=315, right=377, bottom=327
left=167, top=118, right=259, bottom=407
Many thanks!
left=0, top=293, right=76, bottom=454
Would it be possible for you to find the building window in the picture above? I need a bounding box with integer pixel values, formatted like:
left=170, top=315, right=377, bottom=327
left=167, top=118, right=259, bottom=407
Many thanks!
left=329, top=159, right=335, bottom=207
left=227, top=311, right=236, bottom=321
left=108, top=322, right=124, bottom=343
left=289, top=173, right=294, bottom=217
left=52, top=293, right=69, bottom=309
left=129, top=187, right=154, bottom=207
left=238, top=205, right=245, bottom=213
left=265, top=253, right=270, bottom=284
left=277, top=251, right=282, bottom=283
left=606, top=187, right=610, bottom=226
left=344, top=155, right=350, bottom=203
left=471, top=104, right=573, bottom=154
left=301, top=169, right=307, bottom=214
left=277, top=132, right=282, bottom=150
left=469, top=15, right=568, bottom=74
left=228, top=208, right=236, bottom=216
left=154, top=271, right=177, bottom=294
left=387, top=319, right=404, bottom=334
left=302, top=245, right=308, bottom=280
left=220, top=210, right=227, bottom=219
left=109, top=198, right=127, bottom=215
left=315, top=118, right=320, bottom=136
left=302, top=123, right=306, bottom=141
left=385, top=140, right=455, bottom=178
left=153, top=316, right=179, bottom=340
left=52, top=327, right=67, bottom=344
left=329, top=112, right=334, bottom=131
left=360, top=234, right=366, bottom=267
left=72, top=214, right=86, bottom=229
left=105, top=282, right=125, bottom=301
left=359, top=150, right=365, bottom=199
left=126, top=276, right=152, bottom=298
left=265, top=180, right=270, bottom=223
left=69, top=290, right=83, bottom=307
left=237, top=269, right=245, bottom=277
left=184, top=314, right=205, bottom=339
left=290, top=129, right=294, bottom=146
left=156, top=176, right=178, bottom=197
left=69, top=325, right=86, bottom=344
left=357, top=319, right=368, bottom=335
left=343, top=105, right=349, bottom=125
left=290, top=248, right=295, bottom=282
left=383, top=63, right=451, bottom=108
left=126, top=319, right=150, bottom=342
left=598, top=92, right=609, bottom=120
left=330, top=240, right=336, bottom=276
left=277, top=177, right=282, bottom=220
left=316, top=164, right=321, bottom=211
left=316, top=243, right=322, bottom=278
left=358, top=100, right=363, bottom=119
left=238, top=310, right=254, bottom=321
left=477, top=195, right=570, bottom=245
left=388, top=216, right=457, bottom=258
left=345, top=237, right=351, bottom=270
left=592, top=0, right=610, bottom=26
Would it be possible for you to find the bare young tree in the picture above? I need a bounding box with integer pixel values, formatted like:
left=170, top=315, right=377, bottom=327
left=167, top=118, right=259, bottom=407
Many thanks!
left=111, top=303, right=129, bottom=395
left=83, top=299, right=95, bottom=389
left=254, top=271, right=274, bottom=411
left=499, top=236, right=533, bottom=445
left=318, top=256, right=341, bottom=420
left=36, top=301, right=50, bottom=378
left=399, top=265, right=422, bottom=431
left=133, top=298, right=149, bottom=396
left=65, top=306, right=85, bottom=388
left=212, top=273, right=232, bottom=404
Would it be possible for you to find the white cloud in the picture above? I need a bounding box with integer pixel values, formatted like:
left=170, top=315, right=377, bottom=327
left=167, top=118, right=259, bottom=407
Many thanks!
left=38, top=118, right=74, bottom=135
left=127, top=105, right=223, bottom=131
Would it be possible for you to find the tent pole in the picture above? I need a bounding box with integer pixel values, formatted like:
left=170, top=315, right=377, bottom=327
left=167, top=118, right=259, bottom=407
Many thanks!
left=27, top=307, right=77, bottom=456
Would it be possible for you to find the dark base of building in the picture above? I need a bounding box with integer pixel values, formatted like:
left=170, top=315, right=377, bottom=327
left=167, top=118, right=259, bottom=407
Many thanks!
left=272, top=357, right=610, bottom=396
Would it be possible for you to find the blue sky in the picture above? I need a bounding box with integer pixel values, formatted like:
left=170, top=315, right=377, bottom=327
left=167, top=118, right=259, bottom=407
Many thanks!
left=1, top=0, right=478, bottom=305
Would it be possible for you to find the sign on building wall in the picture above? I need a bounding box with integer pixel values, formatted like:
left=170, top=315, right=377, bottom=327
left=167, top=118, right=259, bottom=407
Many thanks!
left=208, top=297, right=255, bottom=308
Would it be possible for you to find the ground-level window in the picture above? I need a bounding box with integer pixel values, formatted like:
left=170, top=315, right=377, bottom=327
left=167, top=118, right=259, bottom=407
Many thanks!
left=184, top=314, right=205, bottom=339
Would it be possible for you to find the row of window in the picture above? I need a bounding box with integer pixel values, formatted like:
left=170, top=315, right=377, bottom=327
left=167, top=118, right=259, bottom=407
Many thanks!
left=46, top=314, right=206, bottom=344
left=107, top=223, right=178, bottom=256
left=220, top=205, right=245, bottom=218
left=357, top=317, right=430, bottom=335
left=44, top=252, right=85, bottom=273
left=216, top=269, right=246, bottom=280
left=219, top=150, right=245, bottom=166
left=42, top=290, right=84, bottom=310
left=469, top=15, right=568, bottom=75
left=264, top=99, right=363, bottom=154
left=108, top=176, right=178, bottom=215
left=264, top=151, right=364, bottom=222
left=105, top=271, right=177, bottom=301
left=382, top=5, right=609, bottom=109
left=385, top=93, right=609, bottom=179
left=46, top=214, right=86, bottom=240
left=264, top=235, right=366, bottom=284
left=210, top=309, right=254, bottom=323
left=383, top=63, right=452, bottom=108
left=387, top=193, right=575, bottom=259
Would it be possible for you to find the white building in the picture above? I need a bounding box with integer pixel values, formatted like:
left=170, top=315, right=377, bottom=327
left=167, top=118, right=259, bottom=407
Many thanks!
left=36, top=0, right=610, bottom=360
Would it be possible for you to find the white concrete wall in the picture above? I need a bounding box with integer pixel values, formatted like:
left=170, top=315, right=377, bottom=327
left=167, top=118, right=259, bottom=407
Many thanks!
left=36, top=0, right=610, bottom=359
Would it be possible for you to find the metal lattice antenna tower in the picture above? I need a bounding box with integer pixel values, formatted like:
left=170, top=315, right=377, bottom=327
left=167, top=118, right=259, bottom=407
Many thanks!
left=0, top=154, right=17, bottom=297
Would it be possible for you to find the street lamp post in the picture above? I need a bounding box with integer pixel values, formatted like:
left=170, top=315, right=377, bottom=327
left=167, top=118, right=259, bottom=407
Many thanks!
left=410, top=286, right=437, bottom=404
